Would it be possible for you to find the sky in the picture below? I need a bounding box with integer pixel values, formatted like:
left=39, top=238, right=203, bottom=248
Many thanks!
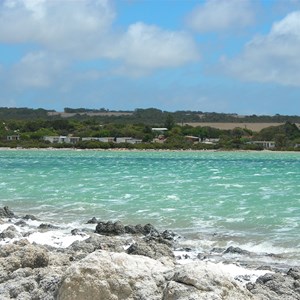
left=1, top=0, right=300, bottom=115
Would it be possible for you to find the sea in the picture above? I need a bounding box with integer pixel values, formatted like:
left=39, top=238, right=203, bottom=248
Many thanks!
left=0, top=149, right=300, bottom=278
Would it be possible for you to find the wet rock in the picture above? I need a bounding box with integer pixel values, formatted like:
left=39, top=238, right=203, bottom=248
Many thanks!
left=0, top=206, right=15, bottom=218
left=86, top=217, right=98, bottom=224
left=23, top=214, right=39, bottom=221
left=127, top=240, right=175, bottom=261
left=70, top=229, right=86, bottom=237
left=224, top=246, right=251, bottom=256
left=95, top=221, right=125, bottom=236
left=210, top=247, right=225, bottom=254
left=38, top=223, right=58, bottom=230
left=124, top=223, right=160, bottom=236
left=144, top=234, right=174, bottom=247
left=124, top=224, right=141, bottom=234
left=143, top=223, right=160, bottom=236
left=15, top=220, right=27, bottom=227
left=0, top=225, right=21, bottom=240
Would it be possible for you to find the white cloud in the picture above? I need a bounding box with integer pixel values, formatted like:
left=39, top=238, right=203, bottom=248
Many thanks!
left=187, top=0, right=255, bottom=32
left=0, top=0, right=115, bottom=51
left=223, top=11, right=300, bottom=86
left=112, top=22, right=199, bottom=72
left=0, top=0, right=199, bottom=77
left=9, top=51, right=68, bottom=89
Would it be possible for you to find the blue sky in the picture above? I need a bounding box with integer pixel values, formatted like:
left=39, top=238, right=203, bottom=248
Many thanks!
left=1, top=0, right=300, bottom=115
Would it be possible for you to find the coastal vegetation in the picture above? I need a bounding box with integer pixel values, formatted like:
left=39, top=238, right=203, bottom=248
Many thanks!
left=1, top=107, right=300, bottom=151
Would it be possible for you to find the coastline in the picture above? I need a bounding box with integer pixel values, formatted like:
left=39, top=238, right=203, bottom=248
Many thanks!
left=1, top=206, right=300, bottom=299
left=0, top=149, right=299, bottom=300
left=0, top=146, right=299, bottom=154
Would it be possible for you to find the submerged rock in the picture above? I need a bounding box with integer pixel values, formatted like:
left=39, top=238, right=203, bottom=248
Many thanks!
left=224, top=246, right=251, bottom=256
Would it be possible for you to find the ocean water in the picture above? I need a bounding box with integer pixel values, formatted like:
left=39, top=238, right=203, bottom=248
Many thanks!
left=1, top=149, right=300, bottom=267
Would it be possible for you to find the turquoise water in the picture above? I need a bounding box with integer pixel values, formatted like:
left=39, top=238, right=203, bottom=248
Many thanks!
left=1, top=149, right=300, bottom=260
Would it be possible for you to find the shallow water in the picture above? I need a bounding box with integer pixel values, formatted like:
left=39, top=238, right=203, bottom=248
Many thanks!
left=0, top=149, right=299, bottom=266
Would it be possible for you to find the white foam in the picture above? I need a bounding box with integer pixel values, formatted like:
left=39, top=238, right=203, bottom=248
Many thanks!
left=217, top=262, right=271, bottom=284
left=27, top=230, right=88, bottom=248
left=166, top=195, right=180, bottom=201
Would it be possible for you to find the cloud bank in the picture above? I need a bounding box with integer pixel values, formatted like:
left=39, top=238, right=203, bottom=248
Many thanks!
left=187, top=0, right=255, bottom=32
left=0, top=0, right=198, bottom=83
left=223, top=11, right=300, bottom=87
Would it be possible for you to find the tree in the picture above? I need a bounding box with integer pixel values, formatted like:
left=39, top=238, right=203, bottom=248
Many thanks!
left=275, top=134, right=287, bottom=149
left=164, top=114, right=175, bottom=130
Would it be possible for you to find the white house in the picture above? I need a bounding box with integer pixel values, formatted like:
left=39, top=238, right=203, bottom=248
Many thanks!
left=44, top=136, right=80, bottom=144
left=82, top=137, right=115, bottom=143
left=250, top=141, right=275, bottom=149
left=115, top=137, right=142, bottom=144
left=7, top=135, right=20, bottom=141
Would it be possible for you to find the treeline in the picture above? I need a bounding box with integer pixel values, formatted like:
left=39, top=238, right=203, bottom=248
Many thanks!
left=1, top=116, right=300, bottom=150
left=0, top=107, right=50, bottom=120
left=1, top=107, right=300, bottom=124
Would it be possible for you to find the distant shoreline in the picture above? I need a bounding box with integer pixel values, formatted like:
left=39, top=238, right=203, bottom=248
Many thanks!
left=0, top=147, right=299, bottom=154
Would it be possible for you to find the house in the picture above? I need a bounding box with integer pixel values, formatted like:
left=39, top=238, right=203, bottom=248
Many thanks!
left=7, top=135, right=20, bottom=141
left=82, top=137, right=142, bottom=144
left=202, top=138, right=220, bottom=144
left=185, top=136, right=200, bottom=143
left=67, top=137, right=80, bottom=144
left=115, top=137, right=142, bottom=144
left=82, top=137, right=115, bottom=143
left=250, top=141, right=275, bottom=149
left=151, top=128, right=168, bottom=134
left=44, top=136, right=80, bottom=144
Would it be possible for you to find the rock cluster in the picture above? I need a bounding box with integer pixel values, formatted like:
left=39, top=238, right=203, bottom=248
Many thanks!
left=57, top=251, right=254, bottom=300
left=247, top=268, right=300, bottom=300
left=0, top=207, right=300, bottom=299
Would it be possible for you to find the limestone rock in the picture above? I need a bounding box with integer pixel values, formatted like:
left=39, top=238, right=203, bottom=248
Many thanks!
left=57, top=250, right=170, bottom=300
left=164, top=261, right=255, bottom=300
left=247, top=269, right=300, bottom=300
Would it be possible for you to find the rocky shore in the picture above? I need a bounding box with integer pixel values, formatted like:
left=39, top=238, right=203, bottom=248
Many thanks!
left=0, top=206, right=300, bottom=300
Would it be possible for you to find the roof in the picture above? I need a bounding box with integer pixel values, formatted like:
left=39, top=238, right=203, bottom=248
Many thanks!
left=152, top=128, right=168, bottom=131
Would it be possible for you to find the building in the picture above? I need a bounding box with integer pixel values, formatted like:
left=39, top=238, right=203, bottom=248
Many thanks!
left=82, top=137, right=115, bottom=143
left=44, top=136, right=80, bottom=144
left=115, top=137, right=142, bottom=144
left=250, top=141, right=275, bottom=149
left=82, top=137, right=142, bottom=144
left=185, top=136, right=200, bottom=143
left=202, top=138, right=220, bottom=144
left=151, top=128, right=168, bottom=132
left=7, top=135, right=20, bottom=141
